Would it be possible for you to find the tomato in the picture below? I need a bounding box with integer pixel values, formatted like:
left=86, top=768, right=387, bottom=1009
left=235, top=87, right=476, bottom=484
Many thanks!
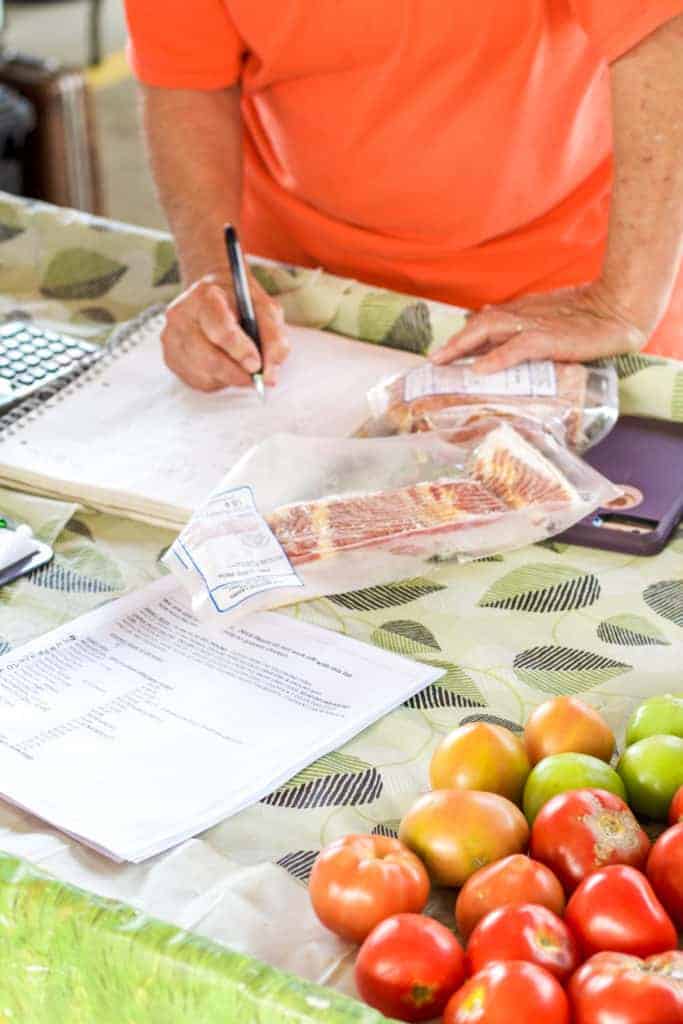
left=617, top=735, right=683, bottom=821
left=523, top=753, right=626, bottom=825
left=569, top=951, right=683, bottom=1024
left=355, top=913, right=466, bottom=1022
left=529, top=789, right=651, bottom=892
left=455, top=854, right=565, bottom=940
left=524, top=697, right=615, bottom=766
left=399, top=789, right=529, bottom=888
left=308, top=834, right=429, bottom=943
left=565, top=865, right=677, bottom=959
left=625, top=694, right=683, bottom=746
left=466, top=904, right=579, bottom=983
left=430, top=722, right=530, bottom=804
left=646, top=824, right=683, bottom=930
left=669, top=784, right=683, bottom=825
left=444, top=961, right=570, bottom=1024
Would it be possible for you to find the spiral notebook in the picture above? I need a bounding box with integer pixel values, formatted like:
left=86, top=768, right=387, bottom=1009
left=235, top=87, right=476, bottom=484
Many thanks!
left=0, top=307, right=422, bottom=529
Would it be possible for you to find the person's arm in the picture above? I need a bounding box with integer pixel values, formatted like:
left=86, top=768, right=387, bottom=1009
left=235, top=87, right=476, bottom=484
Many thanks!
left=141, top=85, right=288, bottom=390
left=434, top=14, right=683, bottom=372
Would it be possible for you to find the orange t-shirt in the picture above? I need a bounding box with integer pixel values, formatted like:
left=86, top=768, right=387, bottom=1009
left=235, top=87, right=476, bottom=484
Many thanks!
left=125, top=1, right=683, bottom=358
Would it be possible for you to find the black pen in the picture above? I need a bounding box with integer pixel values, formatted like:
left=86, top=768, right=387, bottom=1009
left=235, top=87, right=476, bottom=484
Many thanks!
left=224, top=224, right=265, bottom=401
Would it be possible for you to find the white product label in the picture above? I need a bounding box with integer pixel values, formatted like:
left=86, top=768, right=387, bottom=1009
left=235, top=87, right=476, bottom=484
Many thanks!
left=171, top=486, right=303, bottom=613
left=404, top=361, right=557, bottom=402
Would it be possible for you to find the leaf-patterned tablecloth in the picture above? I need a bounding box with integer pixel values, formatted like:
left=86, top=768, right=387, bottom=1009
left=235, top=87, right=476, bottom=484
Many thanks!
left=0, top=192, right=681, bottom=1023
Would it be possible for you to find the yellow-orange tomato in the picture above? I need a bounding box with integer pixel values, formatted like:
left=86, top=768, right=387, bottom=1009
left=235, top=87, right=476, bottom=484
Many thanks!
left=524, top=697, right=615, bottom=766
left=309, top=834, right=430, bottom=944
left=430, top=722, right=530, bottom=805
left=399, top=790, right=529, bottom=888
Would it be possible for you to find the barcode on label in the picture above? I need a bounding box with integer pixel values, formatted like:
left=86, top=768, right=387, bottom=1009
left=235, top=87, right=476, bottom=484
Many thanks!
left=404, top=361, right=557, bottom=402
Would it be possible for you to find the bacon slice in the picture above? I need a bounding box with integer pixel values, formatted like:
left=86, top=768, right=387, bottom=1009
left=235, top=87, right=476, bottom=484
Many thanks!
left=470, top=423, right=580, bottom=509
left=376, top=363, right=588, bottom=447
left=267, top=479, right=507, bottom=564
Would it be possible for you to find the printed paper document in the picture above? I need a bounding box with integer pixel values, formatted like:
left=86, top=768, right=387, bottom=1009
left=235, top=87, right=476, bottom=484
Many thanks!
left=0, top=577, right=442, bottom=862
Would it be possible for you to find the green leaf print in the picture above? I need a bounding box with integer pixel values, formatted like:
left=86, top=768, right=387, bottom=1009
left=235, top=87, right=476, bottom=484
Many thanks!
left=597, top=614, right=670, bottom=647
left=478, top=564, right=601, bottom=613
left=41, top=249, right=127, bottom=300
left=514, top=646, right=631, bottom=694
left=407, top=660, right=486, bottom=709
left=672, top=371, right=683, bottom=422
left=0, top=200, right=26, bottom=241
left=372, top=619, right=441, bottom=656
left=262, top=752, right=382, bottom=809
left=329, top=577, right=446, bottom=611
left=383, top=302, right=433, bottom=354
left=357, top=292, right=433, bottom=352
left=613, top=353, right=666, bottom=379
left=152, top=240, right=180, bottom=287
left=643, top=580, right=683, bottom=627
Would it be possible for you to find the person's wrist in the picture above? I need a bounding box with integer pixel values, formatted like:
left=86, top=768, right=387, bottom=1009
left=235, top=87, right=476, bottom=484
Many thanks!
left=594, top=269, right=671, bottom=341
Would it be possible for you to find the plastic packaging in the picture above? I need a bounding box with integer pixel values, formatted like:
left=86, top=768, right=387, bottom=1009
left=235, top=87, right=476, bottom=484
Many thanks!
left=166, top=421, right=619, bottom=623
left=364, top=359, right=619, bottom=451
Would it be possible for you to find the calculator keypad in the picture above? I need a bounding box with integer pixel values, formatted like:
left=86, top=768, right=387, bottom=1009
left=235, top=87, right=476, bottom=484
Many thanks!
left=0, top=321, right=99, bottom=397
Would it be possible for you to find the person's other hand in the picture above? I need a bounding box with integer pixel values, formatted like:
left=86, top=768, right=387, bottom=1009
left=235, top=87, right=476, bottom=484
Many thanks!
left=432, top=283, right=650, bottom=372
left=161, top=271, right=289, bottom=391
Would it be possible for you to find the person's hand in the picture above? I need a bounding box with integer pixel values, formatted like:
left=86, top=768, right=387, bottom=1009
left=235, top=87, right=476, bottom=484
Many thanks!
left=161, top=270, right=289, bottom=391
left=432, top=282, right=651, bottom=372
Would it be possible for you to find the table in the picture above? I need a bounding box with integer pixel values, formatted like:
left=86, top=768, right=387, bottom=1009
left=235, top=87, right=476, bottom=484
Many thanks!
left=0, top=192, right=680, bottom=1023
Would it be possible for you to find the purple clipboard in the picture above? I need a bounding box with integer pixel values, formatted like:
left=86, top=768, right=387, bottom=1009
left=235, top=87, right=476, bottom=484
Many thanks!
left=559, top=416, right=683, bottom=556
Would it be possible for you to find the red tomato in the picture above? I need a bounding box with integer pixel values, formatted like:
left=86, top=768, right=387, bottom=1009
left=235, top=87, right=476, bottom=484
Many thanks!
left=669, top=784, right=683, bottom=825
left=646, top=824, right=683, bottom=930
left=308, top=834, right=429, bottom=943
left=530, top=788, right=651, bottom=892
left=444, top=961, right=570, bottom=1024
left=466, top=904, right=580, bottom=983
left=355, top=913, right=466, bottom=1022
left=569, top=950, right=683, bottom=1024
left=565, top=865, right=678, bottom=959
left=455, top=854, right=565, bottom=940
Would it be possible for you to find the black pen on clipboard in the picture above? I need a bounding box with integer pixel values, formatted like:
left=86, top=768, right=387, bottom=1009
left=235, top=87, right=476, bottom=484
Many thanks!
left=224, top=224, right=265, bottom=402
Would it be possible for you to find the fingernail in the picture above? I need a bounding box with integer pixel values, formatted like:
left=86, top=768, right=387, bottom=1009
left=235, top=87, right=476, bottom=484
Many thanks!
left=244, top=357, right=261, bottom=374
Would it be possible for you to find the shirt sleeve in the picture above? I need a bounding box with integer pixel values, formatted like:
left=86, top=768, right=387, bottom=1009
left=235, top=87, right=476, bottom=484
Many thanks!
left=569, top=1, right=683, bottom=62
left=124, top=0, right=245, bottom=89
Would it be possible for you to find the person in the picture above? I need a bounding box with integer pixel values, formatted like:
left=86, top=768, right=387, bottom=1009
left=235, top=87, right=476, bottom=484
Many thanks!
left=125, top=3, right=683, bottom=391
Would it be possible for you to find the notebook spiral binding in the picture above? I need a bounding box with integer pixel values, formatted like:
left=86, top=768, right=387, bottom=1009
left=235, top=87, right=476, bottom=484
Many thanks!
left=0, top=305, right=166, bottom=439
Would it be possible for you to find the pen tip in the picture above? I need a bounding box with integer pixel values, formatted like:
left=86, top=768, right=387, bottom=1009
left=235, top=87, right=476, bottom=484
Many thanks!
left=253, top=373, right=266, bottom=402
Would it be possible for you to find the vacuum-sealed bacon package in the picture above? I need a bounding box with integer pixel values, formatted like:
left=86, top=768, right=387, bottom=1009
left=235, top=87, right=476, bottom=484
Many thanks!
left=364, top=359, right=618, bottom=451
left=166, top=421, right=618, bottom=623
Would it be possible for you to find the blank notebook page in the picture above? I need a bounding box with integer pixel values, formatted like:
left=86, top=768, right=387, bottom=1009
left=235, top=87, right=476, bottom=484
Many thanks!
left=0, top=314, right=422, bottom=528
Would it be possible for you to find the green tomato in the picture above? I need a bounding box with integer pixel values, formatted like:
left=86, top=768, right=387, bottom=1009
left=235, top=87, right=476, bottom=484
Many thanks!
left=617, top=734, right=683, bottom=821
left=522, top=752, right=626, bottom=824
left=625, top=694, right=683, bottom=746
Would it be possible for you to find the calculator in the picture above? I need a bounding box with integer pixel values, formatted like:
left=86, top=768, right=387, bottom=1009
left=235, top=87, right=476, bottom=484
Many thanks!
left=0, top=320, right=101, bottom=411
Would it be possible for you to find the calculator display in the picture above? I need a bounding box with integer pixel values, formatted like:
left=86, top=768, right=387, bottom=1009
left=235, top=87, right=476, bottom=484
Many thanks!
left=0, top=321, right=100, bottom=410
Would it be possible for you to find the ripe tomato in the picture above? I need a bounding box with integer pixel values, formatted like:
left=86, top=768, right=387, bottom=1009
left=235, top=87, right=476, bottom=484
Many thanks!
left=523, top=753, right=626, bottom=825
left=565, top=865, right=677, bottom=959
left=429, top=722, right=530, bottom=805
left=670, top=784, right=683, bottom=825
left=569, top=950, right=683, bottom=1024
left=444, top=961, right=570, bottom=1024
left=355, top=913, right=466, bottom=1022
left=646, top=824, right=683, bottom=929
left=455, top=854, right=565, bottom=940
left=524, top=697, right=615, bottom=766
left=466, top=904, right=579, bottom=983
left=530, top=789, right=651, bottom=892
left=399, top=789, right=529, bottom=888
left=308, top=834, right=429, bottom=943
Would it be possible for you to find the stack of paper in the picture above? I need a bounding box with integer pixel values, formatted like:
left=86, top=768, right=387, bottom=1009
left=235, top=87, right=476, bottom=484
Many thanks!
left=0, top=577, right=442, bottom=862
